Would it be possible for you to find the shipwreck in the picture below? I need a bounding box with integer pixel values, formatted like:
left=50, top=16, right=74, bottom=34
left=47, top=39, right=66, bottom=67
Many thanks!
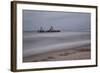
left=38, top=26, right=60, bottom=32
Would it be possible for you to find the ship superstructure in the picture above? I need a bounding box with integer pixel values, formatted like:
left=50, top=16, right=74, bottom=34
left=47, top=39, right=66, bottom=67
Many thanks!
left=38, top=26, right=60, bottom=32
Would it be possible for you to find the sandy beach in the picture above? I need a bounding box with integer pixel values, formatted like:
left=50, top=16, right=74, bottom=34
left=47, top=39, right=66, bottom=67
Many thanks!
left=23, top=45, right=91, bottom=62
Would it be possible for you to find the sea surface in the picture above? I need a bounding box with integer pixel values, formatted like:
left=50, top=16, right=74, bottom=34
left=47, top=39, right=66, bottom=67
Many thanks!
left=23, top=32, right=91, bottom=58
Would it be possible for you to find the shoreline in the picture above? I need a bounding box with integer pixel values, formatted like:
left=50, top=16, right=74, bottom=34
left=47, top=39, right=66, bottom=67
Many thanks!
left=23, top=46, right=91, bottom=62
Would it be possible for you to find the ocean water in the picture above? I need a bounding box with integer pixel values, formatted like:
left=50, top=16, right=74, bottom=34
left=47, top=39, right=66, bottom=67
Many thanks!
left=23, top=32, right=91, bottom=58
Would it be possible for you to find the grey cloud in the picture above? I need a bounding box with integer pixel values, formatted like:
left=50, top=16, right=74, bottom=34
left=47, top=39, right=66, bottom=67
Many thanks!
left=23, top=10, right=91, bottom=32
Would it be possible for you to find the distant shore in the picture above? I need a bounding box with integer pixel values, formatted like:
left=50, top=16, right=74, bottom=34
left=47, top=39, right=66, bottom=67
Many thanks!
left=23, top=46, right=91, bottom=62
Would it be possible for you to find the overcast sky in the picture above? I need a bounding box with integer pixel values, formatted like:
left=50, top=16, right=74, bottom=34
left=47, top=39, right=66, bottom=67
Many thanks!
left=23, top=10, right=91, bottom=32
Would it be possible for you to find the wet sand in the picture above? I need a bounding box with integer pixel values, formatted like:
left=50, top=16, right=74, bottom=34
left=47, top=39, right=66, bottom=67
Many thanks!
left=23, top=47, right=91, bottom=62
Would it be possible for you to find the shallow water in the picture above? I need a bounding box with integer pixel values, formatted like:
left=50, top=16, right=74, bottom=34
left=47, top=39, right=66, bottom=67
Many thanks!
left=23, top=32, right=91, bottom=58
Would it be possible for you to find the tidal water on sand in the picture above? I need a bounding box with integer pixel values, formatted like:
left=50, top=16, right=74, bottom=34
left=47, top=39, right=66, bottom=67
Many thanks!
left=23, top=32, right=91, bottom=58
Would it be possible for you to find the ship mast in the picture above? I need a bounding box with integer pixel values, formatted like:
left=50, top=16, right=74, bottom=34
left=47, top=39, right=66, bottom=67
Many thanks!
left=39, top=26, right=44, bottom=32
